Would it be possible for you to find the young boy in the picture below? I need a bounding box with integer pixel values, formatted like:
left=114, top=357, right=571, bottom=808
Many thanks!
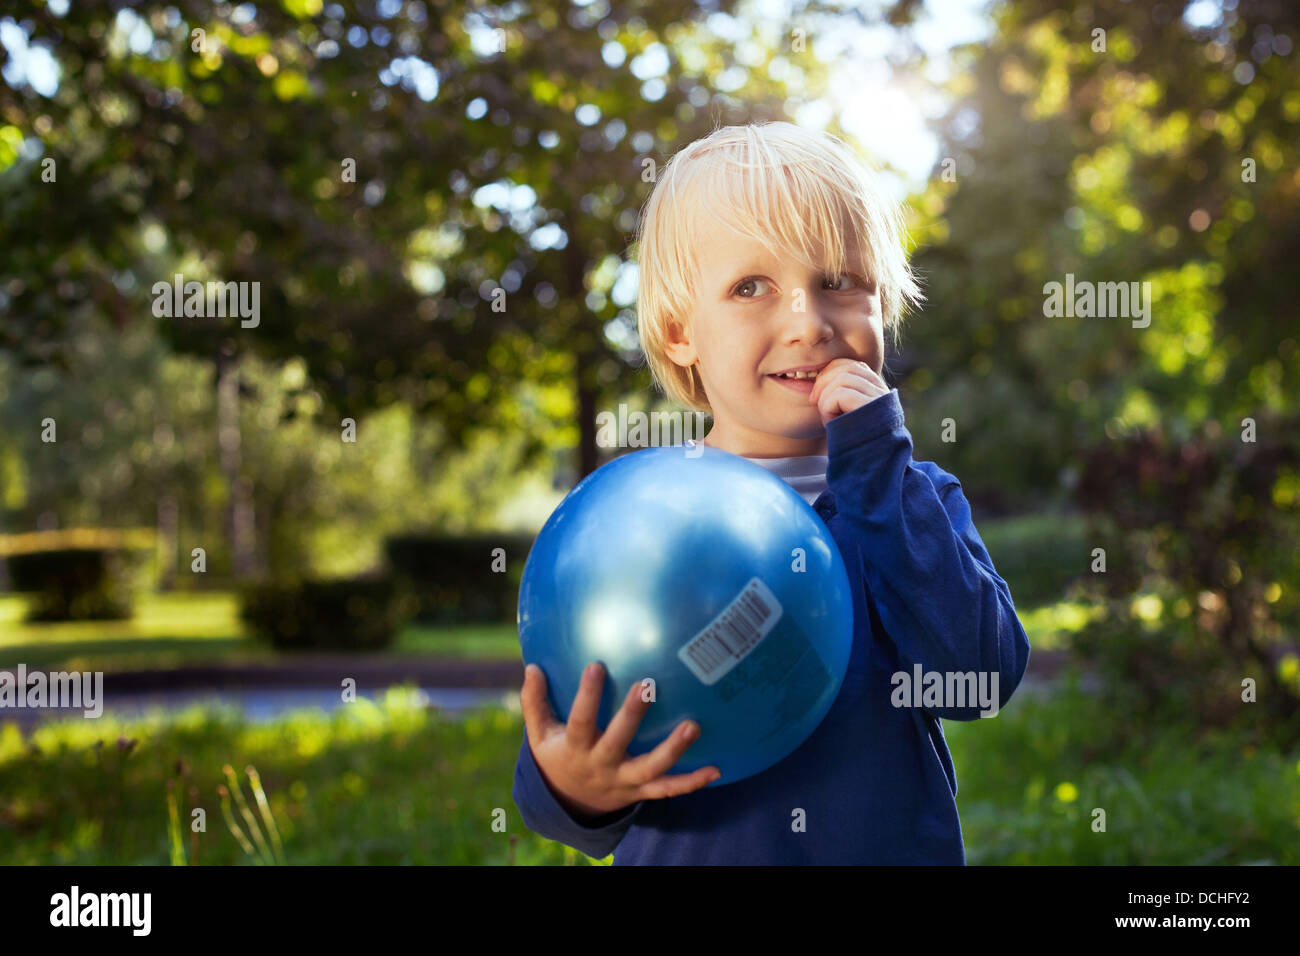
left=512, top=121, right=1031, bottom=864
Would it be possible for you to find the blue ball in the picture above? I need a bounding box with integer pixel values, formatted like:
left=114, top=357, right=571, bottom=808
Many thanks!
left=518, top=444, right=854, bottom=787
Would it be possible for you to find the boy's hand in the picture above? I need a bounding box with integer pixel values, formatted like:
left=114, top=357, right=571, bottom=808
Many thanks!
left=520, top=660, right=721, bottom=820
left=809, top=358, right=890, bottom=425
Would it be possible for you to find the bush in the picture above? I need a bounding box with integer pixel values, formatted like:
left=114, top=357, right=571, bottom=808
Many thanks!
left=239, top=573, right=415, bottom=651
left=7, top=548, right=134, bottom=621
left=1074, top=418, right=1300, bottom=741
left=385, top=533, right=535, bottom=625
left=0, top=528, right=156, bottom=621
left=977, top=511, right=1087, bottom=609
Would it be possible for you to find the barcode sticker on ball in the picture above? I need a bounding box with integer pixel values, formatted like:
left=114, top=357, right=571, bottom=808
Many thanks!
left=678, top=577, right=783, bottom=686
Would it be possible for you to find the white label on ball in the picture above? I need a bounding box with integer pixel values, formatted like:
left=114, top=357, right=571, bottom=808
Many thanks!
left=677, top=577, right=783, bottom=686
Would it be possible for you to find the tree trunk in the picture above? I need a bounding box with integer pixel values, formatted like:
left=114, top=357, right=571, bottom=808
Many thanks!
left=576, top=350, right=600, bottom=481
left=563, top=222, right=603, bottom=482
left=216, top=348, right=256, bottom=580
left=157, top=492, right=178, bottom=591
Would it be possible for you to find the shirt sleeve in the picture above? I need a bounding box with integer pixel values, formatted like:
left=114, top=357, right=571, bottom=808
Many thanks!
left=824, top=388, right=1032, bottom=720
left=511, top=733, right=645, bottom=859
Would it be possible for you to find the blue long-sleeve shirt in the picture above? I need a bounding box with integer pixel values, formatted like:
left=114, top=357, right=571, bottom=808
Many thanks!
left=512, top=389, right=1031, bottom=864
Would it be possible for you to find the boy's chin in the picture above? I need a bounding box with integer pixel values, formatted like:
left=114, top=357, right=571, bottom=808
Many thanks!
left=768, top=409, right=828, bottom=440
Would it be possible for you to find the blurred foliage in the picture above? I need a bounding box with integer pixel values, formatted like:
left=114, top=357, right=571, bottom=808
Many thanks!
left=0, top=0, right=882, bottom=574
left=885, top=0, right=1300, bottom=741
left=240, top=571, right=414, bottom=650
left=976, top=510, right=1085, bottom=608
left=6, top=545, right=138, bottom=620
left=946, top=672, right=1300, bottom=864
left=0, top=690, right=597, bottom=864
left=0, top=315, right=565, bottom=578
left=0, top=591, right=530, bottom=671
left=2, top=674, right=1297, bottom=864
left=0, top=0, right=1296, bottom=755
left=0, top=0, right=836, bottom=476
left=3, top=0, right=1295, bottom=500
left=903, top=0, right=1299, bottom=512
left=0, top=526, right=157, bottom=555
left=0, top=592, right=254, bottom=673
left=0, top=526, right=156, bottom=617
left=1073, top=413, right=1300, bottom=738
left=385, top=531, right=533, bottom=624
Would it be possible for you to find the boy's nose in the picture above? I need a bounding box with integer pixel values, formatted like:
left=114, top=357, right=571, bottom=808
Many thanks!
left=782, top=291, right=835, bottom=343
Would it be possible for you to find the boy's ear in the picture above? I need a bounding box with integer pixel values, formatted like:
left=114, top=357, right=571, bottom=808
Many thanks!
left=662, top=316, right=698, bottom=369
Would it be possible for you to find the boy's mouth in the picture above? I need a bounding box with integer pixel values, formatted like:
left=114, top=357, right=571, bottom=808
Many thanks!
left=767, top=372, right=819, bottom=393
left=767, top=363, right=826, bottom=394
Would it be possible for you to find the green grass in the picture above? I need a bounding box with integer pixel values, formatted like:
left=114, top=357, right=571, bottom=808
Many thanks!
left=2, top=584, right=1084, bottom=671
left=0, top=688, right=596, bottom=865
left=0, top=511, right=1084, bottom=671
left=2, top=671, right=1297, bottom=865
left=0, top=593, right=522, bottom=672
left=395, top=623, right=521, bottom=659
left=945, top=675, right=1300, bottom=864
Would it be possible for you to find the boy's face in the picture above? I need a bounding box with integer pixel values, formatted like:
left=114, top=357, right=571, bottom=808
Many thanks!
left=664, top=215, right=885, bottom=458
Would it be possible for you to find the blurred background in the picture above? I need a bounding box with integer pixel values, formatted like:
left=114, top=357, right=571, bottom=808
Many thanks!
left=0, top=0, right=1297, bottom=864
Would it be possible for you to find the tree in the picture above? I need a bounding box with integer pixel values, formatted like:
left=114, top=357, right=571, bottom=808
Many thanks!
left=1, top=0, right=843, bottom=486
left=901, top=0, right=1299, bottom=507
left=895, top=0, right=1300, bottom=734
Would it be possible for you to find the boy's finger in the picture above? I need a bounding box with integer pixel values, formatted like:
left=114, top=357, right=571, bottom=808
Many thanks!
left=519, top=663, right=561, bottom=742
left=859, top=362, right=889, bottom=391
left=620, top=719, right=704, bottom=785
left=633, top=765, right=722, bottom=802
left=811, top=358, right=882, bottom=404
left=809, top=362, right=850, bottom=403
left=565, top=660, right=606, bottom=747
left=593, top=677, right=655, bottom=763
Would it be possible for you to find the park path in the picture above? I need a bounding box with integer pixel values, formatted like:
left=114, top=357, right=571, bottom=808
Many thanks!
left=98, top=655, right=525, bottom=692
left=0, top=650, right=1071, bottom=727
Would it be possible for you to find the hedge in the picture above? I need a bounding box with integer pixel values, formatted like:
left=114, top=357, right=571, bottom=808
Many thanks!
left=384, top=533, right=535, bottom=625
left=239, top=573, right=416, bottom=651
left=0, top=529, right=156, bottom=621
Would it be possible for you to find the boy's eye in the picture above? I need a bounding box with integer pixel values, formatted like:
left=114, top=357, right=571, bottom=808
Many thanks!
left=732, top=277, right=773, bottom=298
left=823, top=274, right=867, bottom=292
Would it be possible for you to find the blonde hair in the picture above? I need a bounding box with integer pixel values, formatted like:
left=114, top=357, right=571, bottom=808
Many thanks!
left=633, top=121, right=924, bottom=414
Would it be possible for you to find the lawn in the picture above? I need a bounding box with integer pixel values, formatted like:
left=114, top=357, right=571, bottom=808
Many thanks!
left=9, top=510, right=1284, bottom=865
left=0, top=593, right=523, bottom=672
left=0, top=688, right=589, bottom=865
left=0, top=513, right=1086, bottom=672
left=0, top=590, right=1087, bottom=674
left=2, top=674, right=1297, bottom=865
left=946, top=676, right=1300, bottom=864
